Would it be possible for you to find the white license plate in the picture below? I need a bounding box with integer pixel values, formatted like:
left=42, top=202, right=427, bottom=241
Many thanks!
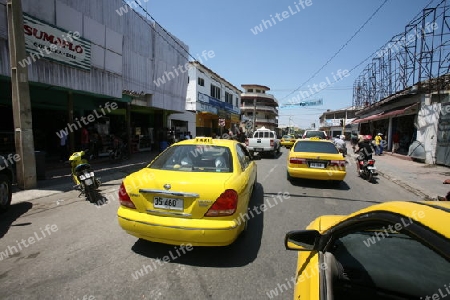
left=255, top=148, right=263, bottom=152
left=367, top=166, right=377, bottom=170
left=84, top=179, right=93, bottom=185
left=310, top=163, right=325, bottom=169
left=153, top=196, right=184, bottom=211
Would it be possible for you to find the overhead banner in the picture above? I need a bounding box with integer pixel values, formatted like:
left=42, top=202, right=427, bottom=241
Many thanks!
left=23, top=13, right=91, bottom=71
left=280, top=98, right=323, bottom=109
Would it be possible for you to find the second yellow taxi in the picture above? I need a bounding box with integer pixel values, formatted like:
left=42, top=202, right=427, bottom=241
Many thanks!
left=287, top=138, right=346, bottom=183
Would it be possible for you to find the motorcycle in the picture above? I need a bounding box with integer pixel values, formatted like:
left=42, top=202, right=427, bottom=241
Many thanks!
left=109, top=142, right=128, bottom=162
left=336, top=144, right=348, bottom=157
left=358, top=159, right=378, bottom=182
left=69, top=150, right=101, bottom=202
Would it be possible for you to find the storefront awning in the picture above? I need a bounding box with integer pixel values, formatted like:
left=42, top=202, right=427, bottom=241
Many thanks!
left=352, top=103, right=418, bottom=124
left=352, top=113, right=383, bottom=124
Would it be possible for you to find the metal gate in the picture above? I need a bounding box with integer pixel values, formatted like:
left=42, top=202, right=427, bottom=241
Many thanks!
left=436, top=102, right=450, bottom=166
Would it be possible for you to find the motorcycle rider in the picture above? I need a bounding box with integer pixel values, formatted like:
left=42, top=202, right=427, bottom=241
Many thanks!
left=351, top=130, right=359, bottom=153
left=334, top=135, right=347, bottom=156
left=355, top=135, right=374, bottom=173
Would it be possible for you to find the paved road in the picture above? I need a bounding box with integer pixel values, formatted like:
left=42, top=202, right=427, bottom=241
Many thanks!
left=0, top=148, right=422, bottom=300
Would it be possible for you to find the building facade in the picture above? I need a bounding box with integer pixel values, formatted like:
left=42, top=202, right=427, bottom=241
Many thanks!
left=185, top=61, right=241, bottom=137
left=352, top=84, right=450, bottom=166
left=319, top=107, right=358, bottom=139
left=0, top=0, right=188, bottom=162
left=240, top=84, right=278, bottom=134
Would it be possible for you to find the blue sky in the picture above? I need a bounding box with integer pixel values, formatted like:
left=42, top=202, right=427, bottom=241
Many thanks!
left=135, top=0, right=434, bottom=128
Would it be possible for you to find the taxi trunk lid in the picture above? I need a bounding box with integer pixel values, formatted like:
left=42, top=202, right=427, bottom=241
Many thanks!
left=124, top=169, right=234, bottom=219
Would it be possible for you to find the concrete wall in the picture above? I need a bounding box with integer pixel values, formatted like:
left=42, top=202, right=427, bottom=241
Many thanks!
left=416, top=94, right=440, bottom=164
left=0, top=0, right=188, bottom=108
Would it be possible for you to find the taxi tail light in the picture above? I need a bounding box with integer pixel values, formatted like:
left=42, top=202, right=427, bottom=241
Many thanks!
left=329, top=160, right=346, bottom=167
left=368, top=159, right=375, bottom=165
left=290, top=157, right=307, bottom=164
left=245, top=138, right=249, bottom=146
left=119, top=182, right=136, bottom=209
left=204, top=189, right=238, bottom=217
left=270, top=139, right=274, bottom=147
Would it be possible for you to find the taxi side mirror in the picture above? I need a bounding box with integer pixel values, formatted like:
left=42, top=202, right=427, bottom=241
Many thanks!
left=285, top=230, right=321, bottom=251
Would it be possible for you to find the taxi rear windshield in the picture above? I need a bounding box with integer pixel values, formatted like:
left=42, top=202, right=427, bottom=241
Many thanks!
left=149, top=145, right=233, bottom=172
left=304, top=131, right=326, bottom=138
left=294, top=141, right=339, bottom=154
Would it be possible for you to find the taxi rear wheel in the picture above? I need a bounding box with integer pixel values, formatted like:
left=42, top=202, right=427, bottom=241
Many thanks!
left=287, top=171, right=293, bottom=182
left=0, top=174, right=12, bottom=212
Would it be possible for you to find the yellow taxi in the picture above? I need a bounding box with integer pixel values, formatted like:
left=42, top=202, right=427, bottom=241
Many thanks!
left=284, top=200, right=450, bottom=300
left=287, top=138, right=346, bottom=183
left=281, top=134, right=296, bottom=149
left=117, top=137, right=257, bottom=246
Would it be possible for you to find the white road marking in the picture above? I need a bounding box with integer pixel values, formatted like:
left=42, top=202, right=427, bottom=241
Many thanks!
left=262, top=165, right=279, bottom=182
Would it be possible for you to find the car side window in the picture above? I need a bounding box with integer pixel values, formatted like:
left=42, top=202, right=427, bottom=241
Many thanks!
left=326, top=222, right=450, bottom=299
left=236, top=144, right=249, bottom=170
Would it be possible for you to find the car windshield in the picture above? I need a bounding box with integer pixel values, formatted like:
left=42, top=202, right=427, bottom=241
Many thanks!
left=149, top=145, right=233, bottom=172
left=294, top=141, right=339, bottom=154
left=304, top=131, right=326, bottom=139
left=282, top=135, right=292, bottom=139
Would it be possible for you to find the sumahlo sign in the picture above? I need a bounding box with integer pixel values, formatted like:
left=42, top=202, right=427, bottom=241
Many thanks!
left=23, top=13, right=91, bottom=70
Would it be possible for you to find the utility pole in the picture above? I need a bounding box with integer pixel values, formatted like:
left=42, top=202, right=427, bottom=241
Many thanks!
left=7, top=0, right=37, bottom=189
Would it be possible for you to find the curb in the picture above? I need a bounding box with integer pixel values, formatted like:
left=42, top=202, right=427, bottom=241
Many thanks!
left=348, top=152, right=433, bottom=200
left=377, top=170, right=431, bottom=200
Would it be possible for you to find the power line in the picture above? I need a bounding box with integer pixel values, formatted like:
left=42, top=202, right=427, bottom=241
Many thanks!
left=280, top=0, right=389, bottom=101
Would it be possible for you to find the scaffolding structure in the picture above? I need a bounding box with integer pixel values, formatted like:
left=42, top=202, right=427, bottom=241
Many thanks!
left=353, top=0, right=450, bottom=107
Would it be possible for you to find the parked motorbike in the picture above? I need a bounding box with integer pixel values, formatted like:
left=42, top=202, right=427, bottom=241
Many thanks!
left=358, top=159, right=378, bottom=182
left=109, top=142, right=128, bottom=162
left=69, top=150, right=101, bottom=202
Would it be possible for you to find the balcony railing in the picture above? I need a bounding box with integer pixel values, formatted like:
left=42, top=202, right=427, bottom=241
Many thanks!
left=240, top=104, right=278, bottom=114
left=241, top=92, right=278, bottom=103
left=255, top=118, right=278, bottom=124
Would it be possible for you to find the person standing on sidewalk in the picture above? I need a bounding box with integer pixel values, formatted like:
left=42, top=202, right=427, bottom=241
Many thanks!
left=59, top=131, right=68, bottom=162
left=392, top=131, right=400, bottom=154
left=81, top=126, right=89, bottom=151
left=375, top=133, right=384, bottom=155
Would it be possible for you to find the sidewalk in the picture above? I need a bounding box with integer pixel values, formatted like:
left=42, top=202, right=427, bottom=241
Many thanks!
left=11, top=150, right=160, bottom=204
left=348, top=148, right=450, bottom=200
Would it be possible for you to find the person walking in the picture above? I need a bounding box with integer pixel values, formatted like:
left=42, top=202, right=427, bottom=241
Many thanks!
left=375, top=133, right=384, bottom=155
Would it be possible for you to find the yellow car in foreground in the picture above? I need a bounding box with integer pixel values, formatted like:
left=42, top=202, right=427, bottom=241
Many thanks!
left=281, top=135, right=296, bottom=149
left=285, top=201, right=450, bottom=300
left=117, top=137, right=257, bottom=246
left=287, top=138, right=346, bottom=183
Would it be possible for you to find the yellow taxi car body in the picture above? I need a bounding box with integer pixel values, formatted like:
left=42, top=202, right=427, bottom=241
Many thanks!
left=117, top=137, right=257, bottom=246
left=281, top=135, right=296, bottom=149
left=285, top=201, right=450, bottom=300
left=287, top=138, right=346, bottom=182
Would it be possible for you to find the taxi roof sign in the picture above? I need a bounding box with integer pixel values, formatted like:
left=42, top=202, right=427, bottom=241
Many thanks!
left=195, top=137, right=213, bottom=143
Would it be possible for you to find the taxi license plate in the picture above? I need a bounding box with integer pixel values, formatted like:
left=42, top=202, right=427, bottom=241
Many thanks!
left=309, top=163, right=325, bottom=169
left=255, top=148, right=263, bottom=152
left=153, top=196, right=183, bottom=211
